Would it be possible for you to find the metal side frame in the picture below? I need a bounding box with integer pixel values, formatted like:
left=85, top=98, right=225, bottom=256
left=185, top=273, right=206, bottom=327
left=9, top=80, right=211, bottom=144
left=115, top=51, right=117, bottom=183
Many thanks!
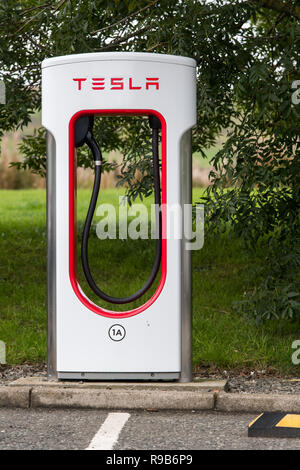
left=46, top=131, right=57, bottom=379
left=180, top=129, right=193, bottom=383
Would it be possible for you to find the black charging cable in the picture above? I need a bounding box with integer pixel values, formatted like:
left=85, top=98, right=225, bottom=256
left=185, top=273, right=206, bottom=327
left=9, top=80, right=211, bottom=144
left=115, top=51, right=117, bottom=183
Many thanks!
left=75, top=115, right=162, bottom=304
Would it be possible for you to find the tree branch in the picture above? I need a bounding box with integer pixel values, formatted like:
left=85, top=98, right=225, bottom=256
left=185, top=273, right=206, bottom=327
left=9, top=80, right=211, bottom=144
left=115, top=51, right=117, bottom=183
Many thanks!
left=97, top=26, right=151, bottom=51
left=251, top=0, right=300, bottom=19
left=90, top=0, right=158, bottom=35
left=11, top=0, right=68, bottom=36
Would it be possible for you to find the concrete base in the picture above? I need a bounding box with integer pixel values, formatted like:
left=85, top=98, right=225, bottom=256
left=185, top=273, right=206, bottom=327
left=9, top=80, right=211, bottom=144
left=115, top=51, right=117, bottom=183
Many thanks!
left=1, top=377, right=225, bottom=410
left=10, top=376, right=226, bottom=392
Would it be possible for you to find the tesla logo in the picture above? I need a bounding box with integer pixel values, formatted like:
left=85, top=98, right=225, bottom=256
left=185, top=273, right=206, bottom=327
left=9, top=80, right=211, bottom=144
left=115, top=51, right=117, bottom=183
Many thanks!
left=73, top=77, right=159, bottom=91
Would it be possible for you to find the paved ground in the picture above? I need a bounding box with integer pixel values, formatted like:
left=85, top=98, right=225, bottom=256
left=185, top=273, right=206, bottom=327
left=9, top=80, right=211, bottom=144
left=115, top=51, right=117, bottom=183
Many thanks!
left=1, top=408, right=300, bottom=450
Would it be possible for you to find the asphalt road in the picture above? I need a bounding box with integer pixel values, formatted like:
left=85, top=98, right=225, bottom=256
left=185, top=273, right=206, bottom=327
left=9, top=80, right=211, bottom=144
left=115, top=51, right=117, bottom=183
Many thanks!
left=0, top=408, right=300, bottom=450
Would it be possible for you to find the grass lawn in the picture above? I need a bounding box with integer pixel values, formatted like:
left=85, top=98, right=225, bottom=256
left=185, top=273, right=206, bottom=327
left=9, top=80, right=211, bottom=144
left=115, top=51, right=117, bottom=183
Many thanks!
left=0, top=188, right=299, bottom=375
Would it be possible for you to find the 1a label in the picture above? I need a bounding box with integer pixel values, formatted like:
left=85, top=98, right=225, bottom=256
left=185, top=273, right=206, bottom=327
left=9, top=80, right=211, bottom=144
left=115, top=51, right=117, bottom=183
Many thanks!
left=108, top=324, right=126, bottom=341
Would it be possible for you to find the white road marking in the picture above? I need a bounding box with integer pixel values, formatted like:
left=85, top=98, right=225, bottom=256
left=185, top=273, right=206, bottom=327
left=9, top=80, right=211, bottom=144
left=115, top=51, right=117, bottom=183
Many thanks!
left=86, top=412, right=130, bottom=450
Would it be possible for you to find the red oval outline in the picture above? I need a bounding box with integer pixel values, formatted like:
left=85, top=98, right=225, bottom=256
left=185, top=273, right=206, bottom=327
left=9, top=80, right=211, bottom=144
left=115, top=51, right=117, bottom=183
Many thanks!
left=69, top=109, right=167, bottom=318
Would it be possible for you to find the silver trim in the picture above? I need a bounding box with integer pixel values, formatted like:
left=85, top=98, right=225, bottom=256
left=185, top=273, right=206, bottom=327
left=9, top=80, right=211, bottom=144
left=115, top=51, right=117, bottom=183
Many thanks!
left=46, top=131, right=57, bottom=380
left=42, top=52, right=196, bottom=70
left=179, top=130, right=193, bottom=382
left=58, top=372, right=180, bottom=381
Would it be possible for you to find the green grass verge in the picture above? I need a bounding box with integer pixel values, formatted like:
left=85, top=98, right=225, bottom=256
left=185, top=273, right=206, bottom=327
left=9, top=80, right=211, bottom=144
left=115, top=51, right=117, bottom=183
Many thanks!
left=0, top=188, right=299, bottom=375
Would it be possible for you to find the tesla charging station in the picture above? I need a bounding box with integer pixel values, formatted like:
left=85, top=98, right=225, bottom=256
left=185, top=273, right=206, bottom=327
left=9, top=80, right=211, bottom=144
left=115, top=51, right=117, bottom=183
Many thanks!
left=42, top=52, right=196, bottom=382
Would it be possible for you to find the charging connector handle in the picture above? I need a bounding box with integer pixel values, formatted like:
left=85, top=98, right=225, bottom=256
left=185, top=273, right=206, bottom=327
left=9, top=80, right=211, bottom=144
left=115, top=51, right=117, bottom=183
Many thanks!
left=79, top=117, right=162, bottom=305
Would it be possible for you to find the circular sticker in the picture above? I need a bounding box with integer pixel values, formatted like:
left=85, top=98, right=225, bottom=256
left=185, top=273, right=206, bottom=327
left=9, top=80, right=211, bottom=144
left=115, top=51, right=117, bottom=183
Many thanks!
left=108, top=324, right=126, bottom=342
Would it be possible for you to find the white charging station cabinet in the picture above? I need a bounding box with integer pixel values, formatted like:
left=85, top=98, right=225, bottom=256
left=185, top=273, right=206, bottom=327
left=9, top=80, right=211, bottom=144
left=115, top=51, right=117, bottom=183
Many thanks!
left=42, top=52, right=196, bottom=381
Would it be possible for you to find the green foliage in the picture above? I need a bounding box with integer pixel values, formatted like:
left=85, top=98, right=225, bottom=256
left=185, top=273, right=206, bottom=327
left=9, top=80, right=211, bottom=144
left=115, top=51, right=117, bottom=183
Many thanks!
left=0, top=0, right=300, bottom=321
left=234, top=233, right=300, bottom=323
left=11, top=127, right=46, bottom=175
left=198, top=2, right=300, bottom=322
